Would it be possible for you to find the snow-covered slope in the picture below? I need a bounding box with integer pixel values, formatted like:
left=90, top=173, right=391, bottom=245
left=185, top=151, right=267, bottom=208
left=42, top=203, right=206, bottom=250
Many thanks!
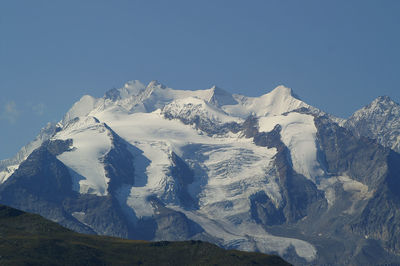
left=259, top=112, right=324, bottom=181
left=223, top=85, right=311, bottom=118
left=55, top=117, right=113, bottom=196
left=62, top=95, right=104, bottom=124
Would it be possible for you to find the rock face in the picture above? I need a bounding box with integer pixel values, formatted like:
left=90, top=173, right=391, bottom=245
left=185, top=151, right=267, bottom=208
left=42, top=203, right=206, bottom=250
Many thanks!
left=0, top=139, right=129, bottom=237
left=0, top=122, right=58, bottom=183
left=0, top=80, right=400, bottom=265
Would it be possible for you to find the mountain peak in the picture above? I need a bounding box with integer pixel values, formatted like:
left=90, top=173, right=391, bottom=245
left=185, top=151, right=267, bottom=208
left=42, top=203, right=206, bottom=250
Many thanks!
left=269, top=85, right=298, bottom=99
left=63, top=95, right=101, bottom=124
left=345, top=95, right=400, bottom=153
left=146, top=80, right=167, bottom=90
left=105, top=80, right=145, bottom=101
left=209, top=85, right=229, bottom=96
left=359, top=95, right=399, bottom=114
left=373, top=95, right=396, bottom=105
left=123, top=80, right=145, bottom=93
left=207, top=85, right=237, bottom=107
left=210, top=85, right=223, bottom=92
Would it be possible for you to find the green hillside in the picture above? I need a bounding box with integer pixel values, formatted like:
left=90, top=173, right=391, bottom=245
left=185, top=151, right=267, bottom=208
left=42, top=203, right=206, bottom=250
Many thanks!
left=0, top=204, right=290, bottom=266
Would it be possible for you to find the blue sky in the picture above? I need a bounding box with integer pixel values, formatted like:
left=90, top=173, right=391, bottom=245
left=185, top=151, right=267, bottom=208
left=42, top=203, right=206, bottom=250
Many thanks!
left=1, top=0, right=399, bottom=160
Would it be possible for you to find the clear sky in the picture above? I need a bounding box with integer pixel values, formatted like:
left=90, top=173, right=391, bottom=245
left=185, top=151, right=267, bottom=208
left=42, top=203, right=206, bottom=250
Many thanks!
left=1, top=0, right=399, bottom=160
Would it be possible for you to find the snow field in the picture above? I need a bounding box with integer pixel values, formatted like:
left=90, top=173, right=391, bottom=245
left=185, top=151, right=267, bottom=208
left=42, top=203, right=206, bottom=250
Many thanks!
left=55, top=117, right=112, bottom=196
left=258, top=112, right=325, bottom=181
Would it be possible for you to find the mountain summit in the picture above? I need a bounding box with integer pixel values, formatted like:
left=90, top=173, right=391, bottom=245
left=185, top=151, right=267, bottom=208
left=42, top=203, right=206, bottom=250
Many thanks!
left=345, top=96, right=400, bottom=152
left=207, top=85, right=238, bottom=107
left=104, top=80, right=145, bottom=101
left=0, top=80, right=399, bottom=265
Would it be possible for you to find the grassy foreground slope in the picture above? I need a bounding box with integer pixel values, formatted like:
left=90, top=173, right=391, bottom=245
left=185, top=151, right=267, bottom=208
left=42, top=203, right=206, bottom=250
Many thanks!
left=0, top=204, right=290, bottom=266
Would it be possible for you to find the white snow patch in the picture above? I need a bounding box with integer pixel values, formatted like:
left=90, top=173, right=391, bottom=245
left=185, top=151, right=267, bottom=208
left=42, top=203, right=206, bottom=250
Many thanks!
left=259, top=113, right=324, bottom=181
left=72, top=211, right=86, bottom=221
left=55, top=117, right=112, bottom=196
left=0, top=164, right=19, bottom=183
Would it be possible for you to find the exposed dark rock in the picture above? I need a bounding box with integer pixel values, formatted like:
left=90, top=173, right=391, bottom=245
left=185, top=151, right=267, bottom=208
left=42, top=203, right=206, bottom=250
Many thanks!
left=0, top=140, right=74, bottom=203
left=163, top=111, right=241, bottom=136
left=169, top=152, right=197, bottom=209
left=62, top=194, right=132, bottom=238
left=104, top=88, right=121, bottom=101
left=250, top=191, right=285, bottom=226
left=315, top=115, right=389, bottom=188
left=102, top=124, right=136, bottom=193
left=313, top=115, right=400, bottom=259
left=350, top=150, right=400, bottom=253
left=240, top=115, right=259, bottom=138
left=149, top=196, right=204, bottom=241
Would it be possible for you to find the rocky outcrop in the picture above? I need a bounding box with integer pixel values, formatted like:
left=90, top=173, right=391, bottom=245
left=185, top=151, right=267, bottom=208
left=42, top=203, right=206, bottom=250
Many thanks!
left=344, top=96, right=400, bottom=153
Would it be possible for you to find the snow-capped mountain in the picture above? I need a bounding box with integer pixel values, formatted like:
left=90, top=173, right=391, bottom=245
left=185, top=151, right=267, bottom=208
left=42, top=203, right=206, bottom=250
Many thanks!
left=344, top=96, right=400, bottom=153
left=0, top=80, right=399, bottom=265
